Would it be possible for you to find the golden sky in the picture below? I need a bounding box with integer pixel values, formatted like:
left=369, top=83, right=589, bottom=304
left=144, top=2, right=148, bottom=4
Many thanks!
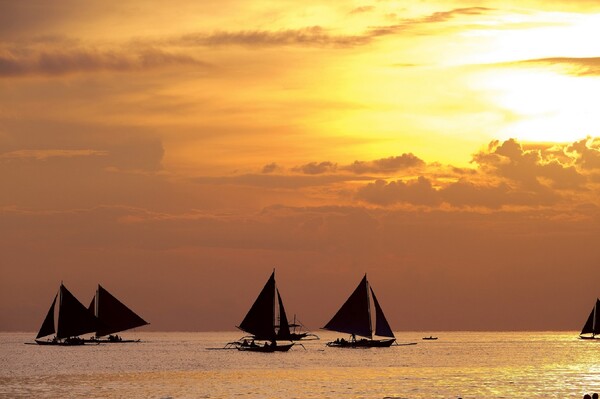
left=1, top=0, right=599, bottom=332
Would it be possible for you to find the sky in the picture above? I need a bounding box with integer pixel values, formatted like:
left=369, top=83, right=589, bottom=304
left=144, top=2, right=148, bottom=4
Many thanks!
left=1, top=0, right=599, bottom=333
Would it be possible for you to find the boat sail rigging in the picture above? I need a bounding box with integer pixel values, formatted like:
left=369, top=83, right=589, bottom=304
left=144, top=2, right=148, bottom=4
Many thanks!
left=233, top=270, right=305, bottom=351
left=579, top=298, right=600, bottom=340
left=34, top=283, right=98, bottom=345
left=88, top=284, right=149, bottom=342
left=323, top=274, right=396, bottom=347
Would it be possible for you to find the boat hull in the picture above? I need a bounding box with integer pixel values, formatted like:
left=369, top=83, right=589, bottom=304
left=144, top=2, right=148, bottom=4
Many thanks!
left=90, top=339, right=141, bottom=344
left=34, top=339, right=90, bottom=346
left=327, top=338, right=396, bottom=348
left=579, top=335, right=599, bottom=340
left=237, top=343, right=294, bottom=352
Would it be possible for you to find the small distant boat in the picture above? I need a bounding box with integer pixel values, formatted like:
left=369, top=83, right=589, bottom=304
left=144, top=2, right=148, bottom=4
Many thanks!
left=31, top=283, right=98, bottom=346
left=579, top=298, right=599, bottom=340
left=229, top=270, right=299, bottom=352
left=323, top=274, right=396, bottom=348
left=422, top=336, right=438, bottom=340
left=87, top=284, right=149, bottom=343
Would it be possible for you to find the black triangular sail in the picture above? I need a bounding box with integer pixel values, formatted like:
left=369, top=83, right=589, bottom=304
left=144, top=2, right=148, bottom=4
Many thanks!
left=57, top=284, right=98, bottom=339
left=238, top=271, right=276, bottom=340
left=276, top=288, right=292, bottom=340
left=94, top=285, right=149, bottom=337
left=323, top=275, right=372, bottom=338
left=36, top=293, right=57, bottom=339
left=580, top=298, right=599, bottom=336
left=371, top=287, right=395, bottom=338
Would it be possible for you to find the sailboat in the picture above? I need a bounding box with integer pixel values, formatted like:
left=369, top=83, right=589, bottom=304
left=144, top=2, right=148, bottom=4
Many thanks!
left=323, top=274, right=396, bottom=348
left=88, top=284, right=149, bottom=343
left=33, top=283, right=98, bottom=345
left=579, top=298, right=600, bottom=340
left=233, top=270, right=295, bottom=352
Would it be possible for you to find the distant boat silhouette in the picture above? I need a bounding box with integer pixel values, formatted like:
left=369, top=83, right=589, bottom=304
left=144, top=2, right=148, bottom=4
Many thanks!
left=323, top=274, right=396, bottom=348
left=232, top=270, right=298, bottom=352
left=88, top=284, right=149, bottom=343
left=32, top=283, right=98, bottom=345
left=579, top=298, right=599, bottom=340
left=422, top=336, right=438, bottom=340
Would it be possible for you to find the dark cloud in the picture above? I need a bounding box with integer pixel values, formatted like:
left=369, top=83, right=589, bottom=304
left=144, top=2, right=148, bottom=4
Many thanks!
left=349, top=6, right=375, bottom=15
left=261, top=162, right=281, bottom=174
left=355, top=139, right=597, bottom=208
left=0, top=48, right=211, bottom=77
left=344, top=153, right=425, bottom=174
left=292, top=161, right=337, bottom=175
left=419, top=7, right=495, bottom=23
left=194, top=173, right=373, bottom=189
left=356, top=176, right=441, bottom=206
left=174, top=26, right=372, bottom=48
left=356, top=176, right=560, bottom=208
left=368, top=7, right=496, bottom=37
left=0, top=119, right=164, bottom=171
left=169, top=7, right=499, bottom=49
left=473, top=139, right=586, bottom=191
left=568, top=137, right=600, bottom=169
left=515, top=57, right=600, bottom=76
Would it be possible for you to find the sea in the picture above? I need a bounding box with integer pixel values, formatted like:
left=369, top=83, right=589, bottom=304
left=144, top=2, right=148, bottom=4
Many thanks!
left=0, top=331, right=598, bottom=399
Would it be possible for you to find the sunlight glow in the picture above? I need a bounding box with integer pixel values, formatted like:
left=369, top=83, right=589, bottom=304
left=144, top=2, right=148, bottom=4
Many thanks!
left=473, top=69, right=600, bottom=142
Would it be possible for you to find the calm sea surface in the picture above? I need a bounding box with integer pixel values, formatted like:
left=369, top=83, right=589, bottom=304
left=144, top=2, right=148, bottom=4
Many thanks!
left=0, top=331, right=598, bottom=398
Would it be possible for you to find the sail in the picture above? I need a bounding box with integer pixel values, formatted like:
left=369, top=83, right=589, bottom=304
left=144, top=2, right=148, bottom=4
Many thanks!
left=57, top=284, right=98, bottom=339
left=581, top=298, right=599, bottom=335
left=36, top=293, right=57, bottom=339
left=371, top=287, right=395, bottom=338
left=94, top=285, right=149, bottom=337
left=238, top=271, right=276, bottom=340
left=88, top=296, right=95, bottom=314
left=323, top=275, right=372, bottom=338
left=276, top=288, right=292, bottom=340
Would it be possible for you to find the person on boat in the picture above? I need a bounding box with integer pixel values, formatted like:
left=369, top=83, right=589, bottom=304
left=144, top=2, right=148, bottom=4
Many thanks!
left=584, top=395, right=591, bottom=399
left=351, top=334, right=356, bottom=342
left=592, top=393, right=598, bottom=399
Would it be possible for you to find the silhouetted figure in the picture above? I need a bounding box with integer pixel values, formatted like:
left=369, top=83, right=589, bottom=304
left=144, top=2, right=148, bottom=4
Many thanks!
left=583, top=394, right=591, bottom=399
left=592, top=393, right=598, bottom=399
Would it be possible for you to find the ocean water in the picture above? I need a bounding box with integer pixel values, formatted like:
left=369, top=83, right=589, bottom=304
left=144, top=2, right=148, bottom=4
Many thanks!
left=0, top=331, right=598, bottom=399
